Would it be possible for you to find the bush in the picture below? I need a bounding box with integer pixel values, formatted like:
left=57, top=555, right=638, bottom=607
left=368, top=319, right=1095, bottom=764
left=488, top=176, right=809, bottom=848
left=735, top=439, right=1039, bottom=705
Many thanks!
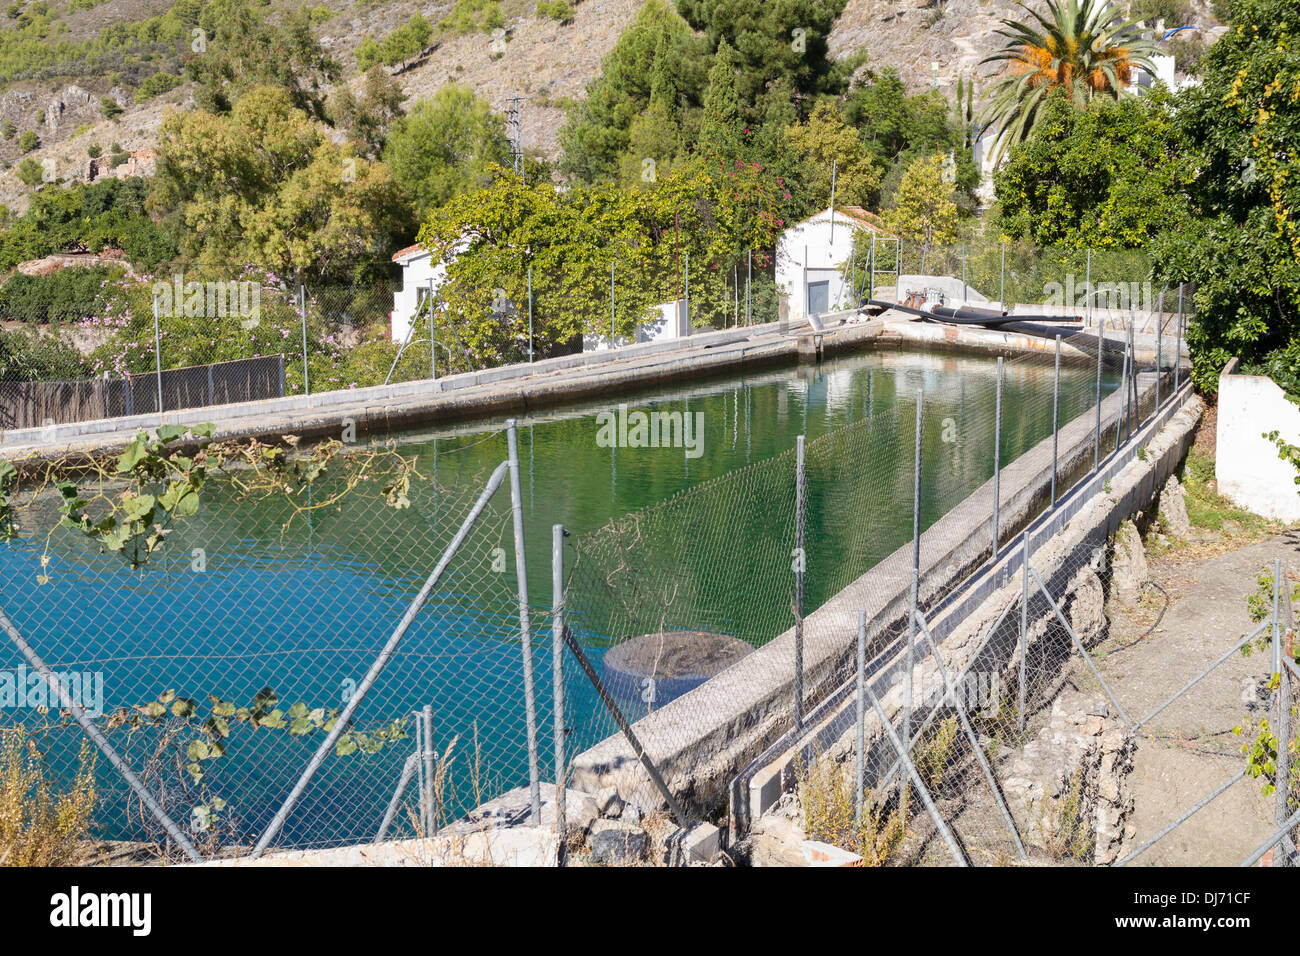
left=0, top=726, right=97, bottom=866
left=99, top=97, right=123, bottom=120
left=16, top=129, right=37, bottom=152
left=15, top=156, right=42, bottom=187
left=0, top=265, right=124, bottom=323
left=0, top=325, right=90, bottom=379
left=536, top=0, right=574, bottom=22
left=133, top=71, right=182, bottom=103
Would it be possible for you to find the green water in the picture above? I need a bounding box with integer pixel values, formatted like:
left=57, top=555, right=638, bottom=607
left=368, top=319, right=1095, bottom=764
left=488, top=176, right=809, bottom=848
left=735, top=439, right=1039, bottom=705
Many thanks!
left=0, top=344, right=1115, bottom=847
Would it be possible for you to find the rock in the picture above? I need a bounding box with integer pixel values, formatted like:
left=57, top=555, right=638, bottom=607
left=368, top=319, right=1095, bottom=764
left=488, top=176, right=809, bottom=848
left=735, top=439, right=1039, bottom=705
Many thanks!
left=1158, top=474, right=1192, bottom=537
left=620, top=803, right=642, bottom=825
left=595, top=786, right=623, bottom=818
left=588, top=819, right=647, bottom=865
left=1111, top=521, right=1148, bottom=605
left=1081, top=715, right=1105, bottom=736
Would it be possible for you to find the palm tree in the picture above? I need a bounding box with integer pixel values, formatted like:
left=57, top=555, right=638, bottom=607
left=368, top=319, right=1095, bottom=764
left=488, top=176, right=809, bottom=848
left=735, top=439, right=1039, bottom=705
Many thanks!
left=979, top=0, right=1157, bottom=161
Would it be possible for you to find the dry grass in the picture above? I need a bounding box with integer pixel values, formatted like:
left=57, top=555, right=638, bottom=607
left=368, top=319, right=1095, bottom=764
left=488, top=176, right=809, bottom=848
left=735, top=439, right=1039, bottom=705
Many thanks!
left=0, top=725, right=97, bottom=866
left=797, top=753, right=908, bottom=866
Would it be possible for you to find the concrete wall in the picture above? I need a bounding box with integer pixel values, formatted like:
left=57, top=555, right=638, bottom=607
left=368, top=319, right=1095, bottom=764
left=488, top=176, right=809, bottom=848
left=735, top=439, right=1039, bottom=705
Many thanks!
left=777, top=209, right=874, bottom=320
left=1216, top=357, right=1300, bottom=522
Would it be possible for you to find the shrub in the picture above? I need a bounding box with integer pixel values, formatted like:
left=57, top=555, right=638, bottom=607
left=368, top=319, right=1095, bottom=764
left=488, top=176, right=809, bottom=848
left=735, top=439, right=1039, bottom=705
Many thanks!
left=15, top=156, right=42, bottom=186
left=17, top=128, right=37, bottom=152
left=0, top=726, right=97, bottom=867
left=536, top=0, right=575, bottom=22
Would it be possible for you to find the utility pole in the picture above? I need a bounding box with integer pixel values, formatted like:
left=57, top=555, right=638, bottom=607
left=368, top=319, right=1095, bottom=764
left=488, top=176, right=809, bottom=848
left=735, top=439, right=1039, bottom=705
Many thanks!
left=505, top=95, right=525, bottom=182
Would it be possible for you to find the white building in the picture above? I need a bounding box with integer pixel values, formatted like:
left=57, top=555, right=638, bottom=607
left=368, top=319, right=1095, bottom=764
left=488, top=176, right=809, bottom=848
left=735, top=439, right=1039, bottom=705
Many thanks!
left=776, top=206, right=894, bottom=322
left=389, top=243, right=447, bottom=344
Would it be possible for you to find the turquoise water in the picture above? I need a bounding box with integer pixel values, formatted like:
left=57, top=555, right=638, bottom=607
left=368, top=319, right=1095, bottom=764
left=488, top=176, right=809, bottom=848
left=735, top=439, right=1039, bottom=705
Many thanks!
left=0, top=347, right=1115, bottom=848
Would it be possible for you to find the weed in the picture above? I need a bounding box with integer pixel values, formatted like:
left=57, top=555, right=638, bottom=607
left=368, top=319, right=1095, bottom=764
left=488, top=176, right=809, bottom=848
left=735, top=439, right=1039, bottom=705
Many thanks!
left=0, top=725, right=97, bottom=866
left=796, top=753, right=908, bottom=866
left=1042, top=767, right=1092, bottom=862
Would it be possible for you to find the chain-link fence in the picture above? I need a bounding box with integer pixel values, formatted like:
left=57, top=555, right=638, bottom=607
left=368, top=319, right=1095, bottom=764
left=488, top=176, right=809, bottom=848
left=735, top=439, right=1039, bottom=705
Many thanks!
left=0, top=422, right=574, bottom=862
left=557, top=284, right=1208, bottom=864
left=0, top=244, right=1195, bottom=437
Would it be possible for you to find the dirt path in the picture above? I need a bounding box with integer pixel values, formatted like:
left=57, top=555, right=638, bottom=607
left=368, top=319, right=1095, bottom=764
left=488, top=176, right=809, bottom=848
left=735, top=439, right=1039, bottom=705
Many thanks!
left=1093, top=534, right=1299, bottom=865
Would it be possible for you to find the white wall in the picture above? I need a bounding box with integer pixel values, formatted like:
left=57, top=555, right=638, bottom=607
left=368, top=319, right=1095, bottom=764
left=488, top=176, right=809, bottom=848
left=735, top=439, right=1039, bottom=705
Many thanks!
left=1216, top=359, right=1300, bottom=522
left=585, top=299, right=688, bottom=351
left=391, top=250, right=448, bottom=343
left=777, top=209, right=872, bottom=321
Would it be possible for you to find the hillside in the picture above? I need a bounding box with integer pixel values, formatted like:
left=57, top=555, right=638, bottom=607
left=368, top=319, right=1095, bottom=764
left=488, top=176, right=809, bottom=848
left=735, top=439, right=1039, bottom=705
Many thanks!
left=0, top=0, right=1221, bottom=213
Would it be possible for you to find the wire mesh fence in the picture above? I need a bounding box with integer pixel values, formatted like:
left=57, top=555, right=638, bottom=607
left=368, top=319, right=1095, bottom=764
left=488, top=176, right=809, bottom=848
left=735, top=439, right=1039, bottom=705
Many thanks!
left=0, top=423, right=572, bottom=861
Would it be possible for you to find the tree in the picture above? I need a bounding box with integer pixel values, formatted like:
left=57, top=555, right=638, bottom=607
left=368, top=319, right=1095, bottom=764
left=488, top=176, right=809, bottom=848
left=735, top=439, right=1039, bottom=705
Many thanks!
left=15, top=157, right=43, bottom=187
left=995, top=85, right=1189, bottom=248
left=186, top=0, right=340, bottom=119
left=1150, top=0, right=1300, bottom=391
left=698, top=38, right=743, bottom=159
left=381, top=85, right=512, bottom=220
left=99, top=97, right=123, bottom=120
left=674, top=0, right=856, bottom=120
left=783, top=100, right=881, bottom=211
left=17, top=128, right=37, bottom=152
left=330, top=66, right=407, bottom=158
left=884, top=153, right=957, bottom=251
left=558, top=0, right=708, bottom=183
left=980, top=0, right=1157, bottom=160
left=153, top=86, right=403, bottom=280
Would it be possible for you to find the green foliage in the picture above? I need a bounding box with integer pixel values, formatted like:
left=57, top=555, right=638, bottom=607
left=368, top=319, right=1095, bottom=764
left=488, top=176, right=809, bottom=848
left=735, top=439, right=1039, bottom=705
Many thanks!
left=98, top=97, right=122, bottom=120
left=1151, top=0, right=1300, bottom=392
left=979, top=0, right=1157, bottom=161
left=885, top=153, right=957, bottom=249
left=441, top=0, right=503, bottom=35
left=15, top=156, right=42, bottom=187
left=0, top=325, right=89, bottom=382
left=559, top=0, right=707, bottom=184
left=0, top=176, right=175, bottom=272
left=535, top=0, right=574, bottom=21
left=55, top=424, right=214, bottom=571
left=1, top=121, right=14, bottom=141
left=994, top=85, right=1190, bottom=249
left=416, top=158, right=786, bottom=366
left=133, top=71, right=182, bottom=103
left=16, top=128, right=37, bottom=152
left=0, top=265, right=124, bottom=323
left=675, top=0, right=856, bottom=119
left=796, top=753, right=908, bottom=866
left=329, top=65, right=406, bottom=158
left=382, top=84, right=510, bottom=220
left=356, top=12, right=432, bottom=70
left=782, top=100, right=881, bottom=211
left=186, top=0, right=340, bottom=118
left=1129, top=0, right=1195, bottom=25
left=153, top=86, right=407, bottom=281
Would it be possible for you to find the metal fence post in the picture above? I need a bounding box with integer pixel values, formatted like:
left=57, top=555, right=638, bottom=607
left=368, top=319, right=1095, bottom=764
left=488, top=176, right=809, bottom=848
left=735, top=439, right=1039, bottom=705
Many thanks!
left=685, top=251, right=690, bottom=330
left=993, top=357, right=1003, bottom=557
left=527, top=265, right=533, bottom=365
left=961, top=241, right=967, bottom=302
left=506, top=420, right=541, bottom=824
left=610, top=259, right=616, bottom=346
left=299, top=283, right=310, bottom=400
left=1020, top=530, right=1029, bottom=732
left=1278, top=567, right=1294, bottom=865
left=421, top=705, right=435, bottom=832
left=855, top=609, right=866, bottom=826
left=428, top=278, right=436, bottom=380
left=1156, top=289, right=1164, bottom=411
left=250, top=459, right=511, bottom=858
left=906, top=389, right=923, bottom=749
left=794, top=434, right=806, bottom=731
left=1085, top=248, right=1092, bottom=329
left=1051, top=334, right=1061, bottom=506
left=999, top=242, right=1006, bottom=309
left=152, top=292, right=164, bottom=415
left=1175, top=284, right=1184, bottom=391
left=1094, top=324, right=1103, bottom=470
left=552, top=524, right=567, bottom=860
left=746, top=249, right=752, bottom=325
left=1117, top=339, right=1131, bottom=453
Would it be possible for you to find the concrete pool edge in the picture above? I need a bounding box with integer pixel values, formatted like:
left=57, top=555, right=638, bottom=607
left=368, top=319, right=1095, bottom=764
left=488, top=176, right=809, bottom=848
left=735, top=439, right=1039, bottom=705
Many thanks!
left=0, top=312, right=1127, bottom=460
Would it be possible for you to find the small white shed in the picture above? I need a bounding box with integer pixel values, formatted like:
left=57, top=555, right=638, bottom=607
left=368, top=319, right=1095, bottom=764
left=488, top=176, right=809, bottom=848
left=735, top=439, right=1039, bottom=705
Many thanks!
left=389, top=243, right=447, bottom=344
left=776, top=206, right=893, bottom=321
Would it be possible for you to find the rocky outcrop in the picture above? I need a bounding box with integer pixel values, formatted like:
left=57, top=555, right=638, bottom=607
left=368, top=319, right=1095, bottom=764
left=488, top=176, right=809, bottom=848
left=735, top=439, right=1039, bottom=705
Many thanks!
left=1002, top=693, right=1136, bottom=865
left=1158, top=474, right=1192, bottom=537
left=1111, top=520, right=1148, bottom=605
